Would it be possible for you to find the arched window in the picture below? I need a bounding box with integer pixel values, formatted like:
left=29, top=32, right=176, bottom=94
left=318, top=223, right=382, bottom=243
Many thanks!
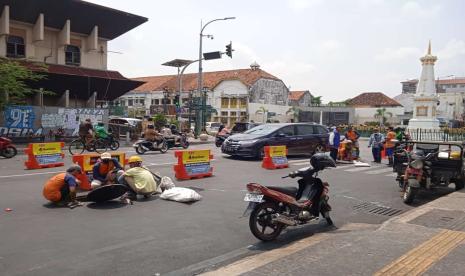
left=6, top=35, right=25, bottom=58
left=65, top=45, right=81, bottom=66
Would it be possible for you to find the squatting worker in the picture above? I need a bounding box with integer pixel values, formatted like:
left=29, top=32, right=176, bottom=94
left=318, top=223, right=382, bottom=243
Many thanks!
left=118, top=156, right=157, bottom=201
left=91, top=152, right=123, bottom=189
left=344, top=126, right=360, bottom=158
left=43, top=165, right=82, bottom=206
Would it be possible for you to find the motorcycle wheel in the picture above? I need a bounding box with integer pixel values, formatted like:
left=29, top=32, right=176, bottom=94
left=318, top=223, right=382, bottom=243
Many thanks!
left=160, top=142, right=168, bottom=154
left=94, top=139, right=107, bottom=154
left=2, top=146, right=17, bottom=158
left=110, top=140, right=120, bottom=151
left=135, top=145, right=146, bottom=154
left=402, top=185, right=416, bottom=204
left=69, top=139, right=85, bottom=155
left=249, top=201, right=284, bottom=241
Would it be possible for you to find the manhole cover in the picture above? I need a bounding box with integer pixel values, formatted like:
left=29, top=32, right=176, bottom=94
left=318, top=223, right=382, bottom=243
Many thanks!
left=353, top=202, right=404, bottom=217
left=409, top=210, right=465, bottom=231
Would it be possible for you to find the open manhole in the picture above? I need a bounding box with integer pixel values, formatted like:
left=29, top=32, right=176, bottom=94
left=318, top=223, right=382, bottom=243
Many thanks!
left=409, top=210, right=465, bottom=231
left=353, top=202, right=404, bottom=217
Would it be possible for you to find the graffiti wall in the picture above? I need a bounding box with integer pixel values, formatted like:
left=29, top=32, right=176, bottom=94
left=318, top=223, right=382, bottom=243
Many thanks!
left=0, top=106, right=108, bottom=137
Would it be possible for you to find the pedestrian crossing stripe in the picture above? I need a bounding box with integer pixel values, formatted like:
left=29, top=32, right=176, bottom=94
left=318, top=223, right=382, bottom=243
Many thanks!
left=366, top=168, right=395, bottom=175
left=344, top=166, right=381, bottom=172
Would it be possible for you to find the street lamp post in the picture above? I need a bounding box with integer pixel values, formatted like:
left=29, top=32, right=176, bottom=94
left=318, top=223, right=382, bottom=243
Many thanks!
left=163, top=88, right=169, bottom=115
left=196, top=16, right=235, bottom=137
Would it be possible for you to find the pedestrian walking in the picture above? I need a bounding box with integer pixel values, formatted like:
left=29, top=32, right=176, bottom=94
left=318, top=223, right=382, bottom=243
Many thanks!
left=385, top=126, right=397, bottom=166
left=368, top=128, right=384, bottom=163
left=329, top=126, right=341, bottom=161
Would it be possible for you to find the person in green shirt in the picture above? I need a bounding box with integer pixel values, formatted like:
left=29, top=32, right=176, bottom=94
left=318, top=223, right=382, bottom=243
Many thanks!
left=95, top=122, right=109, bottom=140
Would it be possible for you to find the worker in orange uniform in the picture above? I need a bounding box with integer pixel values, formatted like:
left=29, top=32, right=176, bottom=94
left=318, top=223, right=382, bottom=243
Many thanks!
left=384, top=126, right=397, bottom=166
left=43, top=165, right=83, bottom=208
left=91, top=152, right=123, bottom=189
left=344, top=126, right=361, bottom=160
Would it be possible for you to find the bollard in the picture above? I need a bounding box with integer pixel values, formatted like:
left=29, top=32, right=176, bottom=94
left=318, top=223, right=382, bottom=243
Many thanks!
left=126, top=131, right=130, bottom=146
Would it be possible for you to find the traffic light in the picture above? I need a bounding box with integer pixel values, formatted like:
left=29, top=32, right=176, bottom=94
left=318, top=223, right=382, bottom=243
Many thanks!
left=225, top=42, right=233, bottom=58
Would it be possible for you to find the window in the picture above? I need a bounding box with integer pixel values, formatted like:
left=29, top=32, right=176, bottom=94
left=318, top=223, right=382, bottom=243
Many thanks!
left=6, top=35, right=25, bottom=58
left=152, top=99, right=160, bottom=105
left=139, top=99, right=145, bottom=106
left=314, top=126, right=328, bottom=134
left=240, top=112, right=247, bottom=117
left=240, top=98, right=247, bottom=108
left=65, top=45, right=81, bottom=66
left=221, top=98, right=229, bottom=108
left=221, top=111, right=228, bottom=117
left=230, top=111, right=237, bottom=117
left=297, top=125, right=314, bottom=135
left=277, top=126, right=295, bottom=136
left=128, top=99, right=134, bottom=106
left=230, top=98, right=238, bottom=108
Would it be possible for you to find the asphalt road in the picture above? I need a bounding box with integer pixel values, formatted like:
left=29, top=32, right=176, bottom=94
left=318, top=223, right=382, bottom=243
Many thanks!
left=0, top=141, right=454, bottom=275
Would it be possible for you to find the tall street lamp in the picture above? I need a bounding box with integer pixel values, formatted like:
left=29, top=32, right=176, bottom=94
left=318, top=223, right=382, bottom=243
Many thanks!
left=196, top=16, right=235, bottom=136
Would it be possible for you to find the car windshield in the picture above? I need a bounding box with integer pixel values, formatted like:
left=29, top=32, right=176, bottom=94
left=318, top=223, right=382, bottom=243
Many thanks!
left=244, top=124, right=281, bottom=135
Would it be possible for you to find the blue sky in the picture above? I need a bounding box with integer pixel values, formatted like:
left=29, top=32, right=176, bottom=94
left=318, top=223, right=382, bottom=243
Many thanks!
left=89, top=0, right=465, bottom=102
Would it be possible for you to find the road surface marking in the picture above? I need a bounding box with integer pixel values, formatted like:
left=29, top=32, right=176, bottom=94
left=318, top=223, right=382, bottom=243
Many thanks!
left=0, top=171, right=64, bottom=179
left=374, top=229, right=465, bottom=276
left=384, top=173, right=397, bottom=177
left=288, top=159, right=308, bottom=164
left=365, top=168, right=395, bottom=175
left=291, top=161, right=310, bottom=166
left=344, top=166, right=379, bottom=172
left=200, top=233, right=329, bottom=276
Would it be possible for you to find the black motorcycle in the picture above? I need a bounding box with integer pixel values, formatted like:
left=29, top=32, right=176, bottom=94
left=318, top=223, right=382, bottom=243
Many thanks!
left=166, top=133, right=189, bottom=149
left=133, top=137, right=168, bottom=154
left=215, top=134, right=229, bottom=147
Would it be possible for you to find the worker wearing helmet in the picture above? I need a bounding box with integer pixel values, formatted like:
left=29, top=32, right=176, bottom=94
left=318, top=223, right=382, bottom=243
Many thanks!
left=118, top=155, right=158, bottom=201
left=91, top=152, right=123, bottom=189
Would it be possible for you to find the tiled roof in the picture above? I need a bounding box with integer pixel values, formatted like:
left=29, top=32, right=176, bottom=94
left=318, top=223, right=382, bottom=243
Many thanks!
left=132, top=68, right=280, bottom=93
left=401, top=78, right=465, bottom=85
left=348, top=92, right=402, bottom=107
left=288, top=91, right=306, bottom=101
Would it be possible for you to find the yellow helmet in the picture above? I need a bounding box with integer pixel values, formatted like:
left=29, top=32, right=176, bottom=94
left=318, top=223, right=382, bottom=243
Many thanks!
left=128, top=155, right=143, bottom=163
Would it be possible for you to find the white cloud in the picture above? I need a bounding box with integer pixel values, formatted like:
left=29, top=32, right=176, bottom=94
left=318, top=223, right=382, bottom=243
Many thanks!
left=401, top=1, right=441, bottom=18
left=374, top=47, right=422, bottom=62
left=437, top=39, right=465, bottom=59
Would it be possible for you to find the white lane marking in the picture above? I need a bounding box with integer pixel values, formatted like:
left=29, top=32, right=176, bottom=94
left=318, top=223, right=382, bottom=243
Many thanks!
left=365, top=167, right=394, bottom=175
left=291, top=162, right=309, bottom=166
left=344, top=166, right=379, bottom=172
left=0, top=171, right=64, bottom=179
left=288, top=159, right=308, bottom=164
left=385, top=173, right=397, bottom=177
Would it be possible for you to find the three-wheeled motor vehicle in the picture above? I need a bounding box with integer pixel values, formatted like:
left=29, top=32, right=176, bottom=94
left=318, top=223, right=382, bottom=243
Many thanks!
left=393, top=141, right=464, bottom=204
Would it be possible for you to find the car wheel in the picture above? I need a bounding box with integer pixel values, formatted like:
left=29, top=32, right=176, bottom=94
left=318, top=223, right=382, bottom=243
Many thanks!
left=313, top=144, right=325, bottom=155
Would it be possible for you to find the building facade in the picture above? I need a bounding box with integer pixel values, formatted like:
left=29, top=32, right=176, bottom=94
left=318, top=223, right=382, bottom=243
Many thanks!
left=0, top=0, right=146, bottom=108
left=348, top=92, right=404, bottom=125
left=288, top=91, right=312, bottom=107
left=118, top=63, right=291, bottom=126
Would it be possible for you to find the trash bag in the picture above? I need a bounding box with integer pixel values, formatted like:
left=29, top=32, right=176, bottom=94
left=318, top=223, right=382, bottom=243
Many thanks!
left=159, top=187, right=202, bottom=203
left=160, top=176, right=175, bottom=191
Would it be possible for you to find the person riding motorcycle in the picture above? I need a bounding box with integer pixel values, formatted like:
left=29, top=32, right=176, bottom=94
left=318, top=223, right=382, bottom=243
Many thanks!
left=95, top=122, right=109, bottom=141
left=144, top=125, right=163, bottom=147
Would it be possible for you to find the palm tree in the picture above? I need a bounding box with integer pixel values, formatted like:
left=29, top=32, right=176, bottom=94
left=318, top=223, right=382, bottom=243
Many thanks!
left=374, top=107, right=393, bottom=126
left=311, top=96, right=322, bottom=105
left=286, top=106, right=300, bottom=122
left=255, top=106, right=268, bottom=123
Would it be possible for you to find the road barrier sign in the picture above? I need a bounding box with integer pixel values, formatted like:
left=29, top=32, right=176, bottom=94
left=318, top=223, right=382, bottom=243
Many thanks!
left=72, top=152, right=127, bottom=190
left=262, top=145, right=289, bottom=170
left=24, top=142, right=65, bottom=169
left=174, top=149, right=213, bottom=180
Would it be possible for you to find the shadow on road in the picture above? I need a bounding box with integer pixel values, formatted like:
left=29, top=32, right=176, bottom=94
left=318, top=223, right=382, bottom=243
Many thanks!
left=409, top=187, right=455, bottom=207
left=87, top=201, right=128, bottom=209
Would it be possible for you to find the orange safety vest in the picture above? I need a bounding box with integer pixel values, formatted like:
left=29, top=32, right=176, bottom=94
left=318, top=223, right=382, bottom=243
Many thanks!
left=385, top=131, right=396, bottom=148
left=346, top=131, right=358, bottom=141
left=43, top=173, right=66, bottom=202
left=98, top=161, right=116, bottom=176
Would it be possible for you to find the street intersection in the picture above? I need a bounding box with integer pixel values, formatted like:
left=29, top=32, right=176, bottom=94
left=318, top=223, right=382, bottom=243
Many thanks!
left=0, top=140, right=455, bottom=275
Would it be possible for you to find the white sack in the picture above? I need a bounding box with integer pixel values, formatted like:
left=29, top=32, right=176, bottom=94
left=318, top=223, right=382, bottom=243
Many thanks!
left=160, top=187, right=202, bottom=202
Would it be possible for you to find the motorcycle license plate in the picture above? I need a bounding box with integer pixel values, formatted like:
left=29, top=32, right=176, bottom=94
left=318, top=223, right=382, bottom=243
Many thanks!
left=244, top=193, right=263, bottom=202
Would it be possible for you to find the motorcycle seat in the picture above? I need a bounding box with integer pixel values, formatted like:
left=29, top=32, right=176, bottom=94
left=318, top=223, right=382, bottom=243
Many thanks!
left=266, top=186, right=298, bottom=197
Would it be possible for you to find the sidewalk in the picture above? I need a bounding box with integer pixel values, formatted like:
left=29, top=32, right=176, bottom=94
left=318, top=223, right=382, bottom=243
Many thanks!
left=201, top=190, right=465, bottom=276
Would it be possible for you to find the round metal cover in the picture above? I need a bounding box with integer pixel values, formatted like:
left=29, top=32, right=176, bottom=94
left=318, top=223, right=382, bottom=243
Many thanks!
left=86, top=184, right=128, bottom=203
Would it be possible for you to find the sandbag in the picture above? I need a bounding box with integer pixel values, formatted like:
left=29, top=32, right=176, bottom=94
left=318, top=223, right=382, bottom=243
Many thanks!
left=160, top=187, right=202, bottom=202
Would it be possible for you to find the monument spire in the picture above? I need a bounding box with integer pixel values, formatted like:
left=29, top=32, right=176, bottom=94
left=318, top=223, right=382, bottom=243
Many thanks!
left=427, top=40, right=431, bottom=55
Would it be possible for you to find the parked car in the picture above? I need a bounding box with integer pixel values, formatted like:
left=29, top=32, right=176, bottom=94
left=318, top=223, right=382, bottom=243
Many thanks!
left=206, top=122, right=222, bottom=135
left=231, top=122, right=262, bottom=134
left=222, top=123, right=329, bottom=159
left=108, top=117, right=142, bottom=139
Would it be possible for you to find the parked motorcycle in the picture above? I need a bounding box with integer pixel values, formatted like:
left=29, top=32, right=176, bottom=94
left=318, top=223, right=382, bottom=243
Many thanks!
left=394, top=141, right=465, bottom=204
left=166, top=133, right=189, bottom=149
left=133, top=138, right=168, bottom=154
left=0, top=137, right=17, bottom=158
left=243, top=153, right=335, bottom=241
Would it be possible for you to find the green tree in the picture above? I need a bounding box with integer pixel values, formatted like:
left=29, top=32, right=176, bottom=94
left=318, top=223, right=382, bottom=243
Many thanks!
left=374, top=107, right=393, bottom=126
left=311, top=96, right=322, bottom=105
left=153, top=114, right=167, bottom=130
left=286, top=106, right=300, bottom=122
left=0, top=58, right=47, bottom=109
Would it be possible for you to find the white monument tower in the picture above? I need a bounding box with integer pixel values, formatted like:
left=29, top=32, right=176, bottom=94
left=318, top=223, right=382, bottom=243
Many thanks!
left=408, top=41, right=440, bottom=130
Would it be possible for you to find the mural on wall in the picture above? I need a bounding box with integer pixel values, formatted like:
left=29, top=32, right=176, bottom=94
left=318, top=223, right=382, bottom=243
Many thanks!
left=0, top=106, right=42, bottom=136
left=0, top=106, right=108, bottom=137
left=249, top=79, right=288, bottom=105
